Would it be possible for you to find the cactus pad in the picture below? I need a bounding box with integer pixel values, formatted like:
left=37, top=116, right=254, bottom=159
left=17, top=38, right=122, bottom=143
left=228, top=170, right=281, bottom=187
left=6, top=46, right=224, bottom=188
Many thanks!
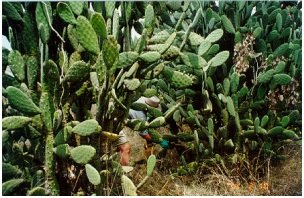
left=208, top=51, right=229, bottom=67
left=282, top=130, right=299, bottom=140
left=3, top=2, right=23, bottom=22
left=208, top=118, right=214, bottom=135
left=70, top=145, right=96, bottom=164
left=260, top=115, right=269, bottom=128
left=177, top=133, right=194, bottom=142
left=288, top=110, right=299, bottom=124
left=53, top=144, right=70, bottom=159
left=54, top=127, right=72, bottom=146
left=274, top=61, right=286, bottom=74
left=221, top=15, right=235, bottom=34
left=149, top=30, right=170, bottom=44
left=224, top=139, right=234, bottom=148
left=130, top=102, right=147, bottom=111
left=147, top=154, right=156, bottom=176
left=102, top=36, right=119, bottom=70
left=267, top=126, right=284, bottom=137
left=64, top=61, right=90, bottom=82
left=26, top=56, right=39, bottom=90
left=8, top=50, right=25, bottom=82
left=67, top=24, right=82, bottom=51
left=139, top=51, right=161, bottom=63
left=2, top=179, right=25, bottom=196
left=171, top=70, right=193, bottom=88
left=149, top=116, right=166, bottom=128
left=57, top=2, right=77, bottom=24
left=147, top=106, right=163, bottom=118
left=181, top=52, right=207, bottom=69
left=253, top=27, right=262, bottom=38
left=72, top=119, right=101, bottom=136
left=22, top=13, right=39, bottom=54
left=68, top=2, right=83, bottom=15
left=85, top=164, right=101, bottom=185
left=2, top=116, right=32, bottom=130
left=3, top=163, right=22, bottom=181
left=7, top=86, right=41, bottom=115
left=144, top=4, right=154, bottom=29
left=257, top=69, right=275, bottom=84
left=35, top=2, right=51, bottom=43
left=105, top=1, right=116, bottom=18
left=223, top=78, right=230, bottom=96
left=124, top=78, right=141, bottom=90
left=279, top=116, right=290, bottom=128
left=198, top=40, right=212, bottom=56
left=118, top=52, right=139, bottom=68
left=121, top=175, right=137, bottom=196
left=206, top=29, right=224, bottom=43
left=143, top=88, right=157, bottom=98
left=160, top=32, right=177, bottom=54
left=273, top=43, right=289, bottom=57
left=76, top=16, right=100, bottom=54
left=90, top=12, right=107, bottom=39
left=230, top=72, right=239, bottom=93
left=272, top=73, right=292, bottom=85
left=27, top=187, right=48, bottom=196
left=226, top=96, right=236, bottom=117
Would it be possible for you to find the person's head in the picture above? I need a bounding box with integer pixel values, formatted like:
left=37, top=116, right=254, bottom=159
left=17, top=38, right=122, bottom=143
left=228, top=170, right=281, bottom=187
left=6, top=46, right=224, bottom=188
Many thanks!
left=145, top=96, right=160, bottom=108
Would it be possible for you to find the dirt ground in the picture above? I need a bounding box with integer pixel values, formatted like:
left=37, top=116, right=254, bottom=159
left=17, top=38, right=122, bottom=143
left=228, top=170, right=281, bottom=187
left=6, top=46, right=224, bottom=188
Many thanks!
left=120, top=128, right=302, bottom=196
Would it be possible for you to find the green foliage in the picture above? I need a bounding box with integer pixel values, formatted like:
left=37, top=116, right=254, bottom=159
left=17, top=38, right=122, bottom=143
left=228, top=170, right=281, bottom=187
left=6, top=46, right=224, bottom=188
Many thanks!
left=72, top=119, right=101, bottom=136
left=171, top=70, right=193, bottom=88
left=3, top=2, right=23, bottom=22
left=2, top=116, right=32, bottom=130
left=76, top=15, right=100, bottom=54
left=2, top=163, right=22, bottom=181
left=64, top=61, right=90, bottom=82
left=7, top=86, right=41, bottom=115
left=208, top=51, right=229, bottom=67
left=53, top=144, right=70, bottom=159
left=27, top=187, right=48, bottom=196
left=8, top=50, right=25, bottom=82
left=102, top=36, right=119, bottom=71
left=139, top=51, right=161, bottom=63
left=2, top=179, right=25, bottom=196
left=68, top=2, right=84, bottom=15
left=205, top=29, right=224, bottom=43
left=147, top=154, right=156, bottom=176
left=70, top=145, right=96, bottom=164
left=121, top=175, right=137, bottom=196
left=91, top=12, right=107, bottom=39
left=221, top=15, right=235, bottom=34
left=257, top=69, right=275, bottom=84
left=56, top=2, right=77, bottom=24
left=85, top=164, right=101, bottom=185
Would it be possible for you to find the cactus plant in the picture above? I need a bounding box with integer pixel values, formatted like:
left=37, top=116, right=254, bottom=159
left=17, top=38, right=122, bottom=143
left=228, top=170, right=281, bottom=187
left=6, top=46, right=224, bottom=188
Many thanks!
left=70, top=145, right=96, bottom=164
left=72, top=119, right=101, bottom=136
left=85, top=164, right=101, bottom=185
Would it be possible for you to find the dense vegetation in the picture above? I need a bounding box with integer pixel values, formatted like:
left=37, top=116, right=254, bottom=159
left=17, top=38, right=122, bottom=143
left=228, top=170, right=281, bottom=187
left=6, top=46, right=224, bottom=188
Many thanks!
left=2, top=1, right=302, bottom=196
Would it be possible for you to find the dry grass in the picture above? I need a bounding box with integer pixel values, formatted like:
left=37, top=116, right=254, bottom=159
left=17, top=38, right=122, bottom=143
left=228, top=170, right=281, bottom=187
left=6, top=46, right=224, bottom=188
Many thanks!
left=121, top=128, right=302, bottom=196
left=269, top=144, right=302, bottom=196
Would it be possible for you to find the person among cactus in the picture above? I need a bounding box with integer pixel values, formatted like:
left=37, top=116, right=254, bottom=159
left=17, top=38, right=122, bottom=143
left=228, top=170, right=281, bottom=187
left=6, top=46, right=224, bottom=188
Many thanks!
left=116, top=96, right=169, bottom=165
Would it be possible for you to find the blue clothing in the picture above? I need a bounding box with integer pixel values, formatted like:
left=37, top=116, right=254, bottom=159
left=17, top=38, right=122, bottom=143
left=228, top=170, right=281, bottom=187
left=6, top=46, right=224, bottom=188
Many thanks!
left=160, top=139, right=169, bottom=149
left=128, top=97, right=148, bottom=136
